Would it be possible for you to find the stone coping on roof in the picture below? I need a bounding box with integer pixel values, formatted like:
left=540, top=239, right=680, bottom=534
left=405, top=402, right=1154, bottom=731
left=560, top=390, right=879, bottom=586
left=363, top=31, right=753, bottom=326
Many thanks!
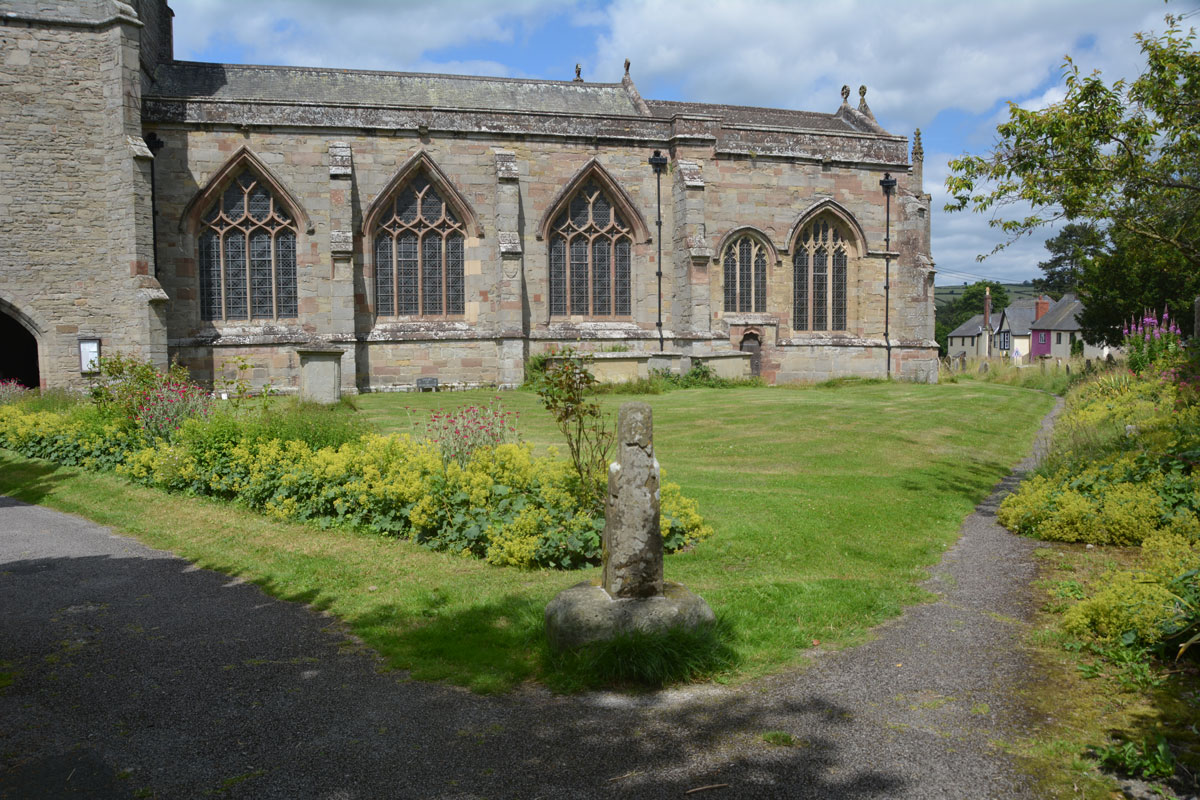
left=145, top=61, right=906, bottom=152
left=645, top=99, right=861, bottom=133
left=149, top=62, right=647, bottom=117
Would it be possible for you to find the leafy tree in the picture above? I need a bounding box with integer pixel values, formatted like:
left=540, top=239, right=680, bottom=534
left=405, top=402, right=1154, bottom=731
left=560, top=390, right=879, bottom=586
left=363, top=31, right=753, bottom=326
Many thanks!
left=1076, top=221, right=1200, bottom=344
left=945, top=15, right=1200, bottom=278
left=1034, top=222, right=1108, bottom=297
left=957, top=281, right=1009, bottom=322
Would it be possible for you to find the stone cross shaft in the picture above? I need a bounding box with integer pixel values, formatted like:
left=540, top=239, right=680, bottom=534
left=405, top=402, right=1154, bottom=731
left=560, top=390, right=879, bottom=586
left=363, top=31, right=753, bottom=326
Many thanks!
left=602, top=402, right=663, bottom=598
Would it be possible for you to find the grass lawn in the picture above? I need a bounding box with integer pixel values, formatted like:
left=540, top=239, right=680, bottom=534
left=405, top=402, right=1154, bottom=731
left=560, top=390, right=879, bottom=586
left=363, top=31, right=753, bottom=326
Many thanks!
left=0, top=381, right=1055, bottom=692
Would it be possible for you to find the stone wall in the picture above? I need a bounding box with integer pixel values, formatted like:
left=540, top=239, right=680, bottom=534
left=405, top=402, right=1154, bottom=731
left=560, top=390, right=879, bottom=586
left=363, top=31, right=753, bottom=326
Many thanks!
left=0, top=6, right=165, bottom=388
left=147, top=124, right=935, bottom=389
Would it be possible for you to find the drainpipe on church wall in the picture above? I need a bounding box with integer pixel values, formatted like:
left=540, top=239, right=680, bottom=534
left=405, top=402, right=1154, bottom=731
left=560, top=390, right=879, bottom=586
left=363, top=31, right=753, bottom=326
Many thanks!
left=649, top=149, right=668, bottom=352
left=879, top=172, right=897, bottom=376
left=144, top=133, right=165, bottom=278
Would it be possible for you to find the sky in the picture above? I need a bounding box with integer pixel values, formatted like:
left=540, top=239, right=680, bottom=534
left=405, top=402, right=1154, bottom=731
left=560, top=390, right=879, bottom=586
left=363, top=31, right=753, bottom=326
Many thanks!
left=169, top=0, right=1198, bottom=287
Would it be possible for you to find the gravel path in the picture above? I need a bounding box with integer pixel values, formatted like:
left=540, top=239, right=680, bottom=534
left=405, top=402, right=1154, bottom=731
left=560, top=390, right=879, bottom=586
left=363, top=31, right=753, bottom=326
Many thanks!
left=0, top=402, right=1061, bottom=799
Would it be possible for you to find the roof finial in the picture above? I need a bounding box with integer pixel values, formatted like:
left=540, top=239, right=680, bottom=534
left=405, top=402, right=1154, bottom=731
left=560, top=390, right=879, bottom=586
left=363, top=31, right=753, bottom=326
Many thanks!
left=840, top=84, right=850, bottom=104
left=857, top=84, right=876, bottom=120
left=574, top=64, right=583, bottom=82
left=912, top=128, right=924, bottom=162
left=624, top=58, right=630, bottom=77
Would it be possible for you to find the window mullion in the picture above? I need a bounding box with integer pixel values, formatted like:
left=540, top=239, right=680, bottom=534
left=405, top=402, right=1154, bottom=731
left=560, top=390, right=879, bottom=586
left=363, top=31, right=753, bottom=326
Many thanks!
left=218, top=229, right=227, bottom=320
left=415, top=230, right=424, bottom=316
left=440, top=233, right=447, bottom=318
left=391, top=233, right=399, bottom=316
left=269, top=227, right=278, bottom=319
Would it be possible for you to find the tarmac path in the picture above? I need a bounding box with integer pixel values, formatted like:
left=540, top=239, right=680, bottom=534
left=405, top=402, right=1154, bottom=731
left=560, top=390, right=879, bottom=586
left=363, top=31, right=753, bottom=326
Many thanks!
left=0, top=402, right=1060, bottom=799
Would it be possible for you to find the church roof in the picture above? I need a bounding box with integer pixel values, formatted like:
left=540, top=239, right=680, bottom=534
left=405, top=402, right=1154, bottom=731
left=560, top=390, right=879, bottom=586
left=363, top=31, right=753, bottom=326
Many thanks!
left=645, top=99, right=860, bottom=132
left=148, top=62, right=888, bottom=136
left=151, top=62, right=649, bottom=117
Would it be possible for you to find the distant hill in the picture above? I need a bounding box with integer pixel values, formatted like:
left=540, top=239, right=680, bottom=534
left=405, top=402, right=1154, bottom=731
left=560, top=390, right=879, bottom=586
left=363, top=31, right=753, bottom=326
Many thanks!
left=934, top=282, right=1042, bottom=310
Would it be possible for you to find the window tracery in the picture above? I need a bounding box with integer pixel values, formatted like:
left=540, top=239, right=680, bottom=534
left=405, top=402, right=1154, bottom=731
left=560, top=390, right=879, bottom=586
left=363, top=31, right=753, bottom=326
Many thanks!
left=792, top=218, right=849, bottom=332
left=548, top=181, right=633, bottom=317
left=373, top=174, right=466, bottom=317
left=721, top=234, right=768, bottom=313
left=198, top=171, right=297, bottom=321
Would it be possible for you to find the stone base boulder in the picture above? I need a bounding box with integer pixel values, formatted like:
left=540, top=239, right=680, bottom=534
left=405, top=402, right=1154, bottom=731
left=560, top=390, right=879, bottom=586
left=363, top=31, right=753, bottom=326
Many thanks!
left=544, top=579, right=716, bottom=651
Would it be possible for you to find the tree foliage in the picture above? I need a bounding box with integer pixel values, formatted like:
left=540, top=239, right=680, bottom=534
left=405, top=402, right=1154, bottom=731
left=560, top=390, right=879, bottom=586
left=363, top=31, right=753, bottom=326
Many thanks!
left=946, top=16, right=1200, bottom=273
left=1034, top=222, right=1108, bottom=297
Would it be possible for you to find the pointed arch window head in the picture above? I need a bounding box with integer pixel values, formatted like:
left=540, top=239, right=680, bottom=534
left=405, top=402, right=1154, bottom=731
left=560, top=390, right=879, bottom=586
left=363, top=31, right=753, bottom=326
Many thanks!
left=721, top=234, right=768, bottom=313
left=198, top=170, right=297, bottom=321
left=374, top=174, right=466, bottom=317
left=549, top=181, right=633, bottom=317
left=793, top=218, right=848, bottom=332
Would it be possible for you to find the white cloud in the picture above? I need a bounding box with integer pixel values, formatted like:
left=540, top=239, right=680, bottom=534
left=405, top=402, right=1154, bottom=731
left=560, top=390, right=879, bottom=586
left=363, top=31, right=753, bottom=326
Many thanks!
left=168, top=0, right=1196, bottom=285
left=173, top=0, right=562, bottom=71
left=591, top=0, right=1176, bottom=132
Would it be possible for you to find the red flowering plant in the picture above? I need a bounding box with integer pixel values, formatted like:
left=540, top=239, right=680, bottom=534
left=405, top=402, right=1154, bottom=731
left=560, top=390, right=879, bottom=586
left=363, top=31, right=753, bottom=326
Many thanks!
left=423, top=397, right=520, bottom=469
left=0, top=379, right=32, bottom=405
left=89, top=352, right=212, bottom=441
left=135, top=379, right=213, bottom=442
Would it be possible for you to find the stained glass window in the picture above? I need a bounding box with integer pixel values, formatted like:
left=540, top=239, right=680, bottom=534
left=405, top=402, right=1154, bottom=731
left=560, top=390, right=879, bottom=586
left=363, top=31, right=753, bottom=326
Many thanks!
left=549, top=181, right=633, bottom=316
left=721, top=234, right=770, bottom=313
left=374, top=174, right=466, bottom=317
left=198, top=171, right=297, bottom=321
left=792, top=218, right=850, bottom=332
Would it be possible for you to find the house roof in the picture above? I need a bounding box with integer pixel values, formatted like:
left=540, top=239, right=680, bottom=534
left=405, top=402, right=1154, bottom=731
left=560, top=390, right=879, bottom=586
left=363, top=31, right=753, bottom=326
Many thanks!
left=150, top=62, right=649, bottom=117
left=1032, top=293, right=1083, bottom=332
left=998, top=299, right=1038, bottom=336
left=947, top=313, right=1001, bottom=338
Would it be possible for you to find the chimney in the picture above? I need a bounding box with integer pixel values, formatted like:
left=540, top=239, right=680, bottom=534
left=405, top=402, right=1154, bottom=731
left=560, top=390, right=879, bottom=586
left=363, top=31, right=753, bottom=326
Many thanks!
left=1035, top=295, right=1050, bottom=321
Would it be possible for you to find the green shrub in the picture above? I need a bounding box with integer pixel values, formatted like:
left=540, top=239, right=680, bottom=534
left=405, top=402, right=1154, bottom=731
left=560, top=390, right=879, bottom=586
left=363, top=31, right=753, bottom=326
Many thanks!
left=18, top=387, right=87, bottom=414
left=530, top=349, right=613, bottom=512
left=1093, top=735, right=1176, bottom=780
left=239, top=398, right=373, bottom=450
left=1062, top=572, right=1179, bottom=645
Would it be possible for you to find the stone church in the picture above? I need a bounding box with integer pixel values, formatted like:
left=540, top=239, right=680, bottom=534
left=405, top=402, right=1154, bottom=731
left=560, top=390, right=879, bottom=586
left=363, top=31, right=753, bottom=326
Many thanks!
left=1, top=0, right=938, bottom=393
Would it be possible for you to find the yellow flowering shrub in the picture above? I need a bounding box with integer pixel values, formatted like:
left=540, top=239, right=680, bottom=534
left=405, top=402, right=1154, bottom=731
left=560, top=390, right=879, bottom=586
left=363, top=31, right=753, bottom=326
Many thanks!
left=0, top=401, right=715, bottom=570
left=1062, top=572, right=1179, bottom=644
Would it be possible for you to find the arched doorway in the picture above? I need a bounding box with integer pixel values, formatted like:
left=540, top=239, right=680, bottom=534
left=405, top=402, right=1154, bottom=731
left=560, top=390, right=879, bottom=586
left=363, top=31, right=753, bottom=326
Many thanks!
left=0, top=311, right=39, bottom=388
left=740, top=332, right=761, bottom=378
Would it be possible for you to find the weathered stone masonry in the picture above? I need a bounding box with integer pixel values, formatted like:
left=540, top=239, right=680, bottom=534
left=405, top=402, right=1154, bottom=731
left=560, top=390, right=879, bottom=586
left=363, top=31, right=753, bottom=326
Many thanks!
left=1, top=0, right=938, bottom=391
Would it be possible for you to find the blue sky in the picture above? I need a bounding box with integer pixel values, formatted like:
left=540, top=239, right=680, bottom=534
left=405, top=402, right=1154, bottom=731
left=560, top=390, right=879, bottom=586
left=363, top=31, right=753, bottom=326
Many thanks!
left=170, top=0, right=1197, bottom=286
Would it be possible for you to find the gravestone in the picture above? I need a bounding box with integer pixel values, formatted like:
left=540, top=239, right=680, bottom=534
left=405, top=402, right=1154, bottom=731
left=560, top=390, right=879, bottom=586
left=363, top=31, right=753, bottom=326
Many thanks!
left=545, top=402, right=714, bottom=650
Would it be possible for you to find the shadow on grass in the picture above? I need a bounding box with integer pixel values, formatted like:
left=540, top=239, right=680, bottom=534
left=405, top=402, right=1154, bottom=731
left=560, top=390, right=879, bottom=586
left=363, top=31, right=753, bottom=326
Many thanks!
left=0, top=549, right=910, bottom=798
left=0, top=454, right=74, bottom=508
left=246, top=574, right=742, bottom=695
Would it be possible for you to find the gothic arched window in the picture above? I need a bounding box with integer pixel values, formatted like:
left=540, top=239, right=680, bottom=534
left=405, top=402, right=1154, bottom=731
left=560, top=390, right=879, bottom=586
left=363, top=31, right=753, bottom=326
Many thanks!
left=721, top=235, right=768, bottom=313
left=549, top=182, right=633, bottom=317
left=374, top=175, right=466, bottom=316
left=793, top=219, right=848, bottom=331
left=198, top=171, right=297, bottom=321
